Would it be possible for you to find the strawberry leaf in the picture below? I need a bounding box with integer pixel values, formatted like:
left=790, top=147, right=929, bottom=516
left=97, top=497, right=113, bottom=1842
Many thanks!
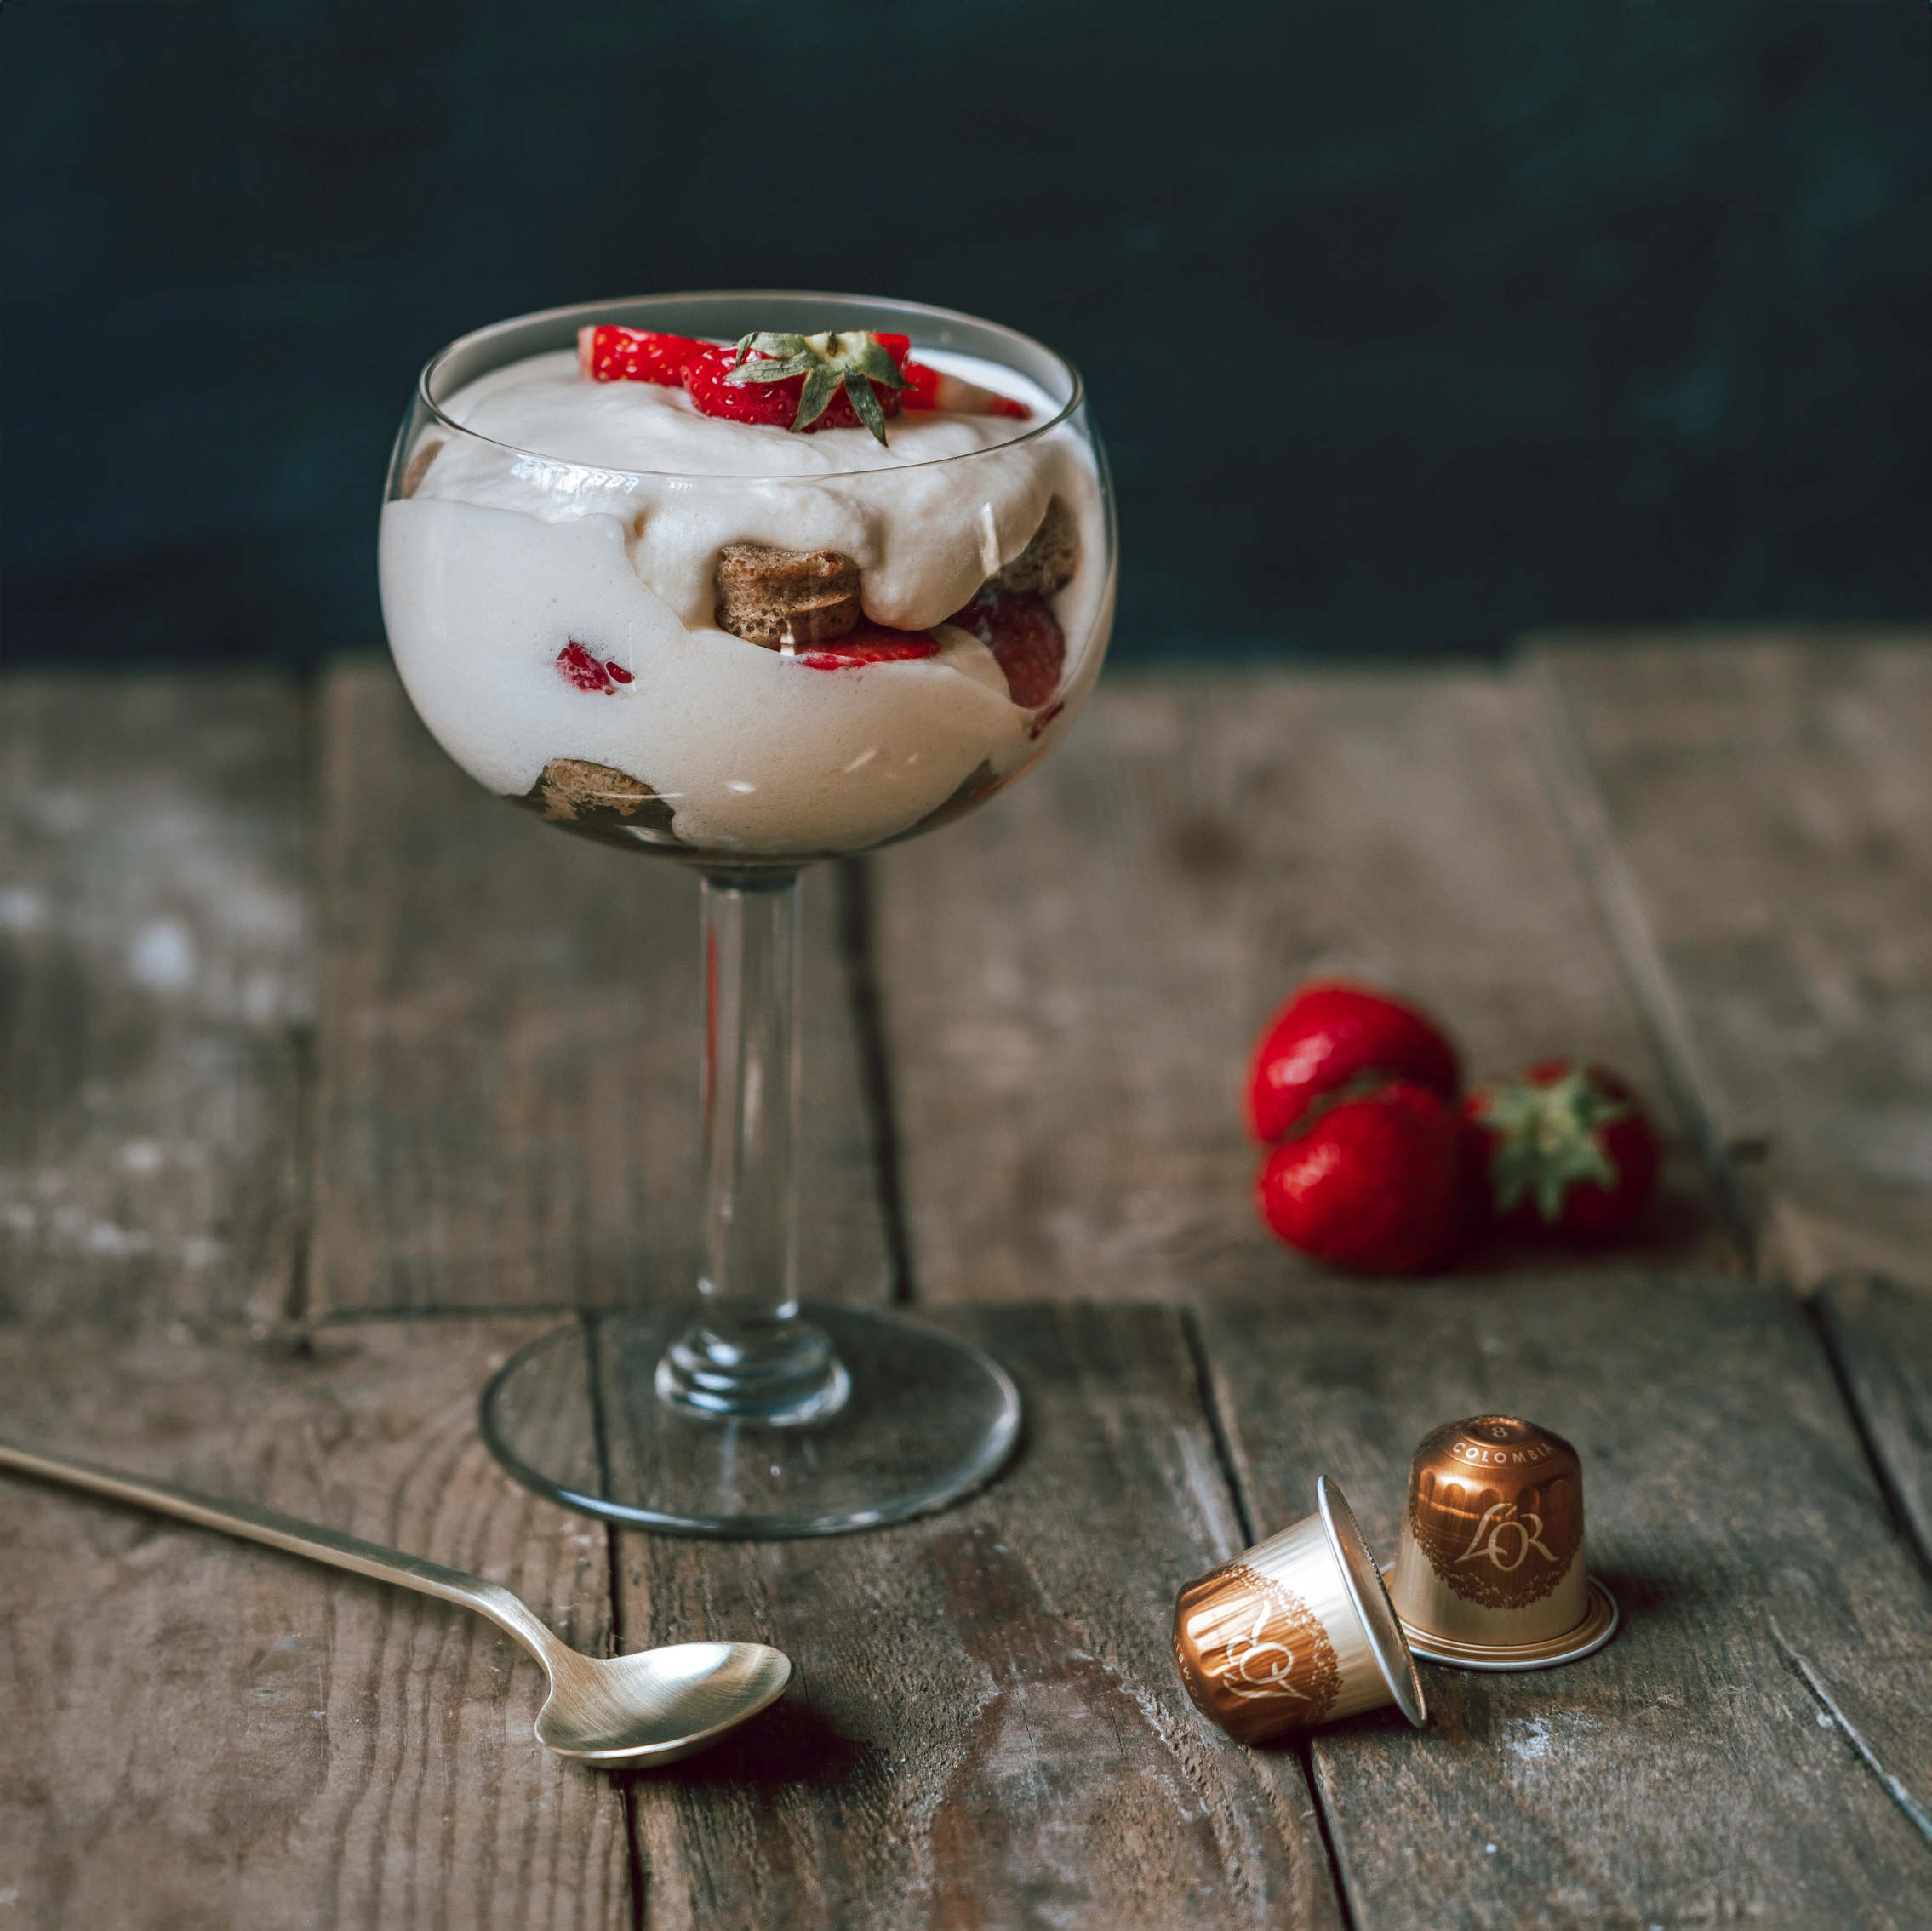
left=845, top=370, right=890, bottom=441
left=795, top=363, right=844, bottom=430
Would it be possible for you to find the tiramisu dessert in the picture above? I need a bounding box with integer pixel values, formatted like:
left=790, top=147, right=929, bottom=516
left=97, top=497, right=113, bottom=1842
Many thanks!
left=379, top=319, right=1111, bottom=861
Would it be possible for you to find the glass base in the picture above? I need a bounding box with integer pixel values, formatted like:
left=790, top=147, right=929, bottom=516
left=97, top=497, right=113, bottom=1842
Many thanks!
left=480, top=1305, right=1022, bottom=1538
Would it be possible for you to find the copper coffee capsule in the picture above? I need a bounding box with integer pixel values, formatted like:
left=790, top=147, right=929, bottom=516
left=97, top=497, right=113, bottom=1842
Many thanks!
left=1173, top=1477, right=1426, bottom=1742
left=1386, top=1414, right=1619, bottom=1671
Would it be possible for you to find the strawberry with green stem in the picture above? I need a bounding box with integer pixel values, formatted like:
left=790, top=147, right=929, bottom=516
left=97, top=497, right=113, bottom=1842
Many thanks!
left=1463, top=1060, right=1659, bottom=1241
left=683, top=330, right=909, bottom=443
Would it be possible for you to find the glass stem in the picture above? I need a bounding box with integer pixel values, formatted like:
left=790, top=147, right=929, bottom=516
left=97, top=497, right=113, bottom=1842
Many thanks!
left=655, top=870, right=849, bottom=1425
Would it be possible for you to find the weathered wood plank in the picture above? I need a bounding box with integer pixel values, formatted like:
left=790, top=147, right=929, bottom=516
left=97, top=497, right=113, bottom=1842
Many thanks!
left=0, top=1316, right=628, bottom=1928
left=1198, top=1275, right=1932, bottom=1930
left=611, top=1304, right=1344, bottom=1931
left=1816, top=1271, right=1932, bottom=1570
left=0, top=673, right=311, bottom=1328
left=871, top=670, right=1737, bottom=1305
left=1524, top=631, right=1932, bottom=1292
left=310, top=659, right=889, bottom=1316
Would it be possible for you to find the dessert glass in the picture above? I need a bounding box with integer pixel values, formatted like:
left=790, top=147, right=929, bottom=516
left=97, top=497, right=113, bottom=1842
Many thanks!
left=378, top=292, right=1115, bottom=1534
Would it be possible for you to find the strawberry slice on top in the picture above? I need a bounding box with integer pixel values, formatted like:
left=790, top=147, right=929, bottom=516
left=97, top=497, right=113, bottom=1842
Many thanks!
left=901, top=361, right=1032, bottom=420
left=684, top=330, right=912, bottom=443
left=578, top=325, right=705, bottom=387
left=581, top=324, right=1032, bottom=433
left=796, top=620, right=938, bottom=670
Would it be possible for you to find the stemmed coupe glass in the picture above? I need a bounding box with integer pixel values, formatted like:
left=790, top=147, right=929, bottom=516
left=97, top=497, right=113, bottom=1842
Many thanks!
left=378, top=292, right=1115, bottom=1535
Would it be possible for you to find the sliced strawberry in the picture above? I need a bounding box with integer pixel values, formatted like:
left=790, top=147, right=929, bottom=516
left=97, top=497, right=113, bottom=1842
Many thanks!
left=902, top=361, right=1032, bottom=420
left=578, top=326, right=706, bottom=386
left=682, top=345, right=794, bottom=427
left=683, top=333, right=911, bottom=437
left=797, top=620, right=938, bottom=670
left=945, top=587, right=1065, bottom=708
left=556, top=640, right=634, bottom=694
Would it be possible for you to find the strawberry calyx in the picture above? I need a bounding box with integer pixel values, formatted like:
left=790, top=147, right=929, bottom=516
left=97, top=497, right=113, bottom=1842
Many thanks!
left=724, top=330, right=908, bottom=443
left=1469, top=1065, right=1631, bottom=1225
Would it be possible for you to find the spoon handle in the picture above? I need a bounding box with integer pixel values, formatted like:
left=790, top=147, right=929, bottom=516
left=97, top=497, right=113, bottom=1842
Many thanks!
left=0, top=1441, right=559, bottom=1664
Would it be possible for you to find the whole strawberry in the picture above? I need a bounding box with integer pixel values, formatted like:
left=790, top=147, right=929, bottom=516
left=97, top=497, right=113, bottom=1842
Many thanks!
left=1254, top=1079, right=1465, bottom=1274
left=1463, top=1060, right=1659, bottom=1241
left=1246, top=981, right=1460, bottom=1145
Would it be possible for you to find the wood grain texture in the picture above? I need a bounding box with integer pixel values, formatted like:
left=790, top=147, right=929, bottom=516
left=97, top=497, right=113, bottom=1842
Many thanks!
left=0, top=673, right=311, bottom=1328
left=1198, top=1274, right=1932, bottom=1930
left=0, top=1316, right=629, bottom=1930
left=612, top=1304, right=1343, bottom=1931
left=1524, top=632, right=1932, bottom=1292
left=871, top=669, right=1736, bottom=1306
left=309, top=659, right=889, bottom=1316
left=1816, top=1271, right=1932, bottom=1570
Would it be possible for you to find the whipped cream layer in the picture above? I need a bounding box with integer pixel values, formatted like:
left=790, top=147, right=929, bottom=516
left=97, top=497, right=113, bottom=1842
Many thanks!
left=379, top=345, right=1108, bottom=856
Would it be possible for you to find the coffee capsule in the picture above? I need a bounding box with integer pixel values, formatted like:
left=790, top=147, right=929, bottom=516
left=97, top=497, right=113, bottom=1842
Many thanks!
left=1386, top=1414, right=1619, bottom=1671
left=1173, top=1477, right=1426, bottom=1741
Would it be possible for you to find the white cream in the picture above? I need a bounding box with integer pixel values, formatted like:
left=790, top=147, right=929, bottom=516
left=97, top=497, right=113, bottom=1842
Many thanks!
left=379, top=345, right=1107, bottom=856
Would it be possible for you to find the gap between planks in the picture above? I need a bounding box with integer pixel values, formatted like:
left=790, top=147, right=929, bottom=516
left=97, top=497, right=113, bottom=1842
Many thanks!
left=1519, top=631, right=1932, bottom=1298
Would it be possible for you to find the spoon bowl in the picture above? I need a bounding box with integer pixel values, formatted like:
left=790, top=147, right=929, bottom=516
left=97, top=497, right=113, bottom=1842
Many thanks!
left=537, top=1639, right=792, bottom=1764
left=0, top=1441, right=792, bottom=1768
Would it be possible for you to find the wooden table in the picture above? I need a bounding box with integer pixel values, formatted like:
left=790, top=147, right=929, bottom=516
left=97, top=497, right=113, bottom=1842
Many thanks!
left=3, top=632, right=1929, bottom=1929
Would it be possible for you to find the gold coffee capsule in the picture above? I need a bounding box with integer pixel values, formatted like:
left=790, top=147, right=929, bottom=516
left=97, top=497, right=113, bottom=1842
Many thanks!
left=1173, top=1477, right=1426, bottom=1742
left=1386, top=1414, right=1618, bottom=1671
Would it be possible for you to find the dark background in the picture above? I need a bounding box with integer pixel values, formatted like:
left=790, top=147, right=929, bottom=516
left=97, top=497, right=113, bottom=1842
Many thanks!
left=3, top=0, right=1927, bottom=667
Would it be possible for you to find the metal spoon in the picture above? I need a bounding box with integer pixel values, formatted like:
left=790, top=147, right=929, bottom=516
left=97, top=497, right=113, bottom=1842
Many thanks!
left=0, top=1441, right=791, bottom=1768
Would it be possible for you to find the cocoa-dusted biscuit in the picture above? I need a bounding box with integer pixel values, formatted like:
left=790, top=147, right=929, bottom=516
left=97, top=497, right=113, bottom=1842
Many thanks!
left=994, top=496, right=1078, bottom=598
left=715, top=543, right=862, bottom=648
left=520, top=757, right=677, bottom=831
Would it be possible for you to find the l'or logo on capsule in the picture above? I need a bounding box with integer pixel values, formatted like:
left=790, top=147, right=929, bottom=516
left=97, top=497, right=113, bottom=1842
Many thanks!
left=1174, top=1564, right=1343, bottom=1730
left=1222, top=1599, right=1318, bottom=1702
left=1456, top=1500, right=1558, bottom=1573
left=1404, top=1416, right=1584, bottom=1612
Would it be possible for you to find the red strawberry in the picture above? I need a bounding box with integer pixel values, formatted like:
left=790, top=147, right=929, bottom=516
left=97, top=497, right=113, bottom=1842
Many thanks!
left=1463, top=1060, right=1659, bottom=1241
left=797, top=620, right=938, bottom=670
left=945, top=587, right=1065, bottom=708
left=1254, top=1078, right=1464, bottom=1274
left=578, top=325, right=705, bottom=386
left=1246, top=982, right=1460, bottom=1145
left=683, top=331, right=911, bottom=441
left=556, top=640, right=633, bottom=694
left=901, top=361, right=1032, bottom=420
